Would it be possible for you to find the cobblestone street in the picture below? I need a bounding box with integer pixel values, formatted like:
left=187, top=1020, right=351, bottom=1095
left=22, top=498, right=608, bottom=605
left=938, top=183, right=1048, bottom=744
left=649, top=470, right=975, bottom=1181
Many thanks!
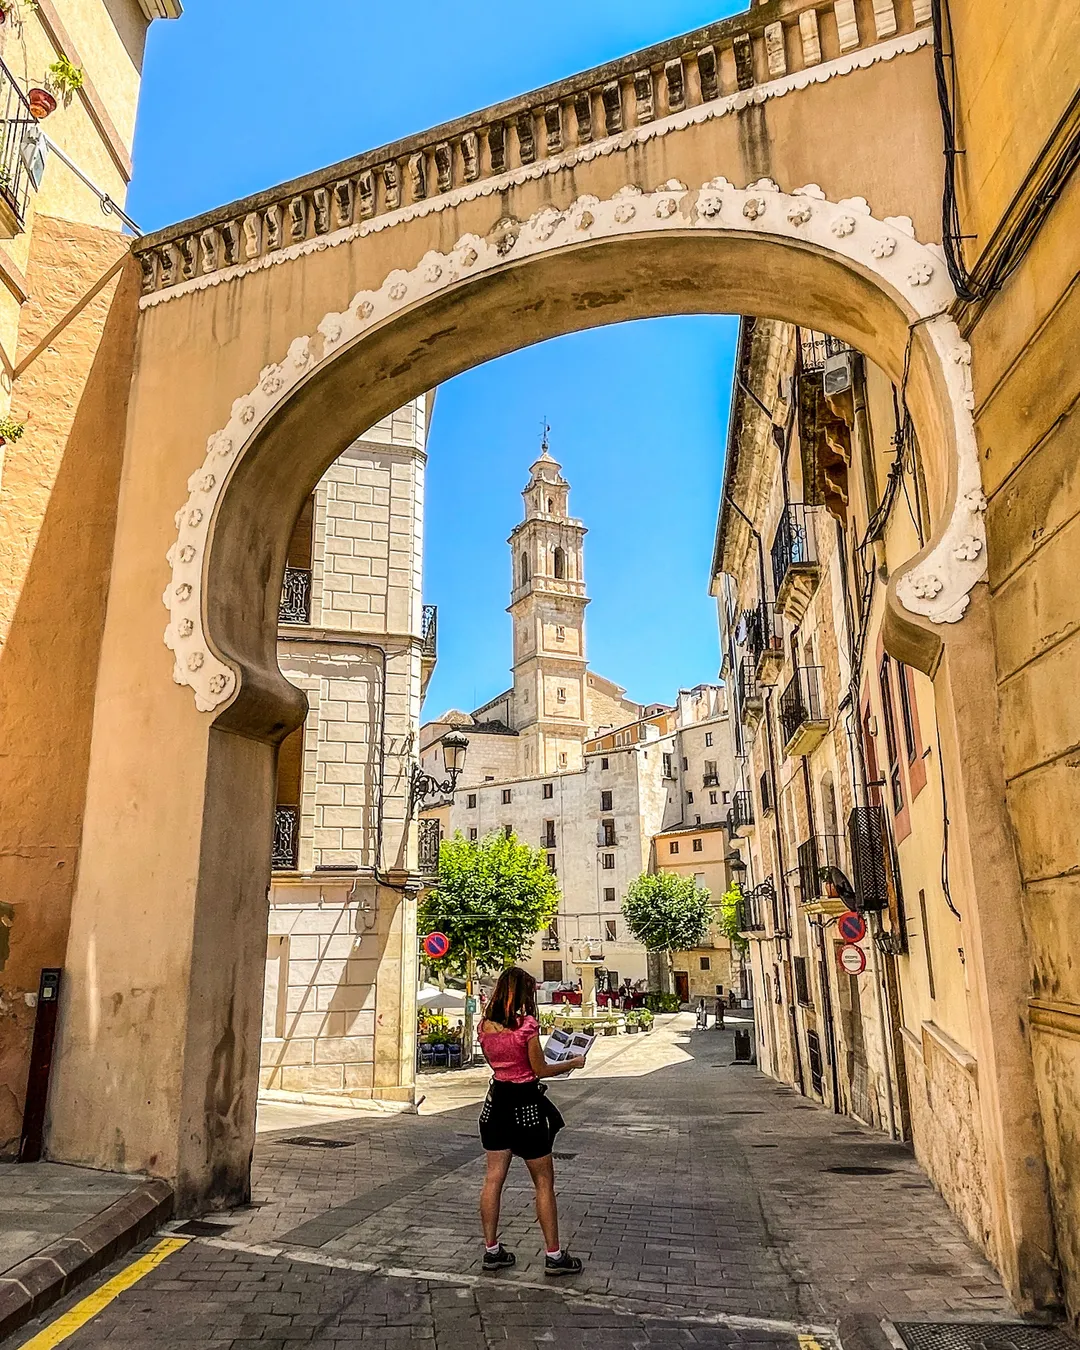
left=8, top=1017, right=1015, bottom=1350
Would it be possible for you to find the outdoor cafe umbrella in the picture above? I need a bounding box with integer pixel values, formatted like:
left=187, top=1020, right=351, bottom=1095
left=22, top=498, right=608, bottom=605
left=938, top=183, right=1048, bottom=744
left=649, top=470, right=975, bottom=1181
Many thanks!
left=417, top=983, right=467, bottom=1012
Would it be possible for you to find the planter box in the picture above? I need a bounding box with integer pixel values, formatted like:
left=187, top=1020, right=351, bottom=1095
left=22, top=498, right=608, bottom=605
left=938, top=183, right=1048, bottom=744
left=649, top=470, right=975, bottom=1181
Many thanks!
left=626, top=1023, right=640, bottom=1034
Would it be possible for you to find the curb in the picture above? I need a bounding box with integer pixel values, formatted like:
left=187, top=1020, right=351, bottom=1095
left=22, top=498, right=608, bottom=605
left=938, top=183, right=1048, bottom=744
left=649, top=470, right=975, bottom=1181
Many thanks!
left=0, top=1178, right=174, bottom=1342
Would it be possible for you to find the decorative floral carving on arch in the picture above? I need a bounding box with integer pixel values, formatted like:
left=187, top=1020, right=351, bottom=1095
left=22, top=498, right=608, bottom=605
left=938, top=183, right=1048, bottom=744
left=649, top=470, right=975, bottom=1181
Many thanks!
left=163, top=174, right=984, bottom=712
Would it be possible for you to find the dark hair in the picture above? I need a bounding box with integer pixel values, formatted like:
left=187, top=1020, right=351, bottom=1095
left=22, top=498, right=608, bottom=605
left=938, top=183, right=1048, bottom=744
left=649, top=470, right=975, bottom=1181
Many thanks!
left=486, top=966, right=538, bottom=1030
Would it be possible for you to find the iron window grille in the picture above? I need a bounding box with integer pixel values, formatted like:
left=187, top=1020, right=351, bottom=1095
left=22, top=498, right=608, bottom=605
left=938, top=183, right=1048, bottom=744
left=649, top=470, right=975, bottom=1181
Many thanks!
left=418, top=817, right=441, bottom=875
left=272, top=804, right=300, bottom=870
left=847, top=805, right=890, bottom=910
left=794, top=955, right=813, bottom=1007
left=279, top=566, right=312, bottom=624
left=799, top=329, right=850, bottom=373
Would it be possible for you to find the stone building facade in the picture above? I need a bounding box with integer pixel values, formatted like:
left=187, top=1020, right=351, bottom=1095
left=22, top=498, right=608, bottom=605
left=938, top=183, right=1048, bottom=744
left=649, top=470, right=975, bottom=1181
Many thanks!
left=421, top=450, right=737, bottom=994
left=712, top=317, right=1000, bottom=1261
left=261, top=398, right=433, bottom=1100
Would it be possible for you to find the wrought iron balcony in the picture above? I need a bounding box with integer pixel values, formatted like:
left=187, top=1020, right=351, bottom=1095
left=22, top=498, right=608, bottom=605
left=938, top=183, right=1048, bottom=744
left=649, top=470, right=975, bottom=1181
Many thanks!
left=737, top=887, right=768, bottom=934
left=796, top=833, right=845, bottom=909
left=779, top=665, right=828, bottom=756
left=738, top=656, right=763, bottom=726
left=727, top=789, right=754, bottom=836
left=418, top=817, right=441, bottom=876
left=541, top=828, right=557, bottom=849
left=272, top=804, right=299, bottom=870
left=799, top=330, right=849, bottom=374
left=0, top=63, right=36, bottom=237
left=771, top=504, right=820, bottom=621
left=847, top=806, right=890, bottom=911
left=541, top=935, right=561, bottom=951
left=279, top=566, right=312, bottom=624
left=421, top=604, right=438, bottom=658
left=739, top=600, right=784, bottom=685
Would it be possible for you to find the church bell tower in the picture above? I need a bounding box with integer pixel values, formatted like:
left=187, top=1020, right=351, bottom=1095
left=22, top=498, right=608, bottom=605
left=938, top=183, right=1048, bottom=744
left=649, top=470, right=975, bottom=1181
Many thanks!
left=507, top=438, right=589, bottom=776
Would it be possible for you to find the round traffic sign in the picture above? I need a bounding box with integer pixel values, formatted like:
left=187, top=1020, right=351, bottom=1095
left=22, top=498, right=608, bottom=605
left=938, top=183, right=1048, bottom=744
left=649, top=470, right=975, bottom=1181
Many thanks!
left=422, top=931, right=450, bottom=959
left=837, top=910, right=867, bottom=943
left=839, top=943, right=867, bottom=975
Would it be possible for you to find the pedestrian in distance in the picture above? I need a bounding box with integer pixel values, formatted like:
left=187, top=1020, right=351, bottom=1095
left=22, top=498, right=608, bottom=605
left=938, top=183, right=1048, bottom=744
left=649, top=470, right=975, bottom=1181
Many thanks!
left=476, top=965, right=586, bottom=1276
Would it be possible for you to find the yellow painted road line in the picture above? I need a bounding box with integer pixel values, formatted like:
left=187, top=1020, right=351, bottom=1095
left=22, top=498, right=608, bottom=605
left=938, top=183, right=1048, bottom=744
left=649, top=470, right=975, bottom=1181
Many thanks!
left=800, top=1336, right=827, bottom=1350
left=18, top=1237, right=189, bottom=1350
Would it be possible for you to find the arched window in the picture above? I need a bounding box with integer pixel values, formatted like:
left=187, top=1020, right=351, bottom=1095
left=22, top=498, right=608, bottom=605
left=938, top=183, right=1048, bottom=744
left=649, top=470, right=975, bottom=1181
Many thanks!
left=520, top=551, right=530, bottom=585
left=547, top=496, right=555, bottom=513
left=553, top=546, right=566, bottom=580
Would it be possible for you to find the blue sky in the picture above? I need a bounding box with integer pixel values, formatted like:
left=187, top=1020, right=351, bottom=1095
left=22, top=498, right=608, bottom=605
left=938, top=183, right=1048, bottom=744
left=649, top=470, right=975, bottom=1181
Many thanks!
left=128, top=0, right=747, bottom=713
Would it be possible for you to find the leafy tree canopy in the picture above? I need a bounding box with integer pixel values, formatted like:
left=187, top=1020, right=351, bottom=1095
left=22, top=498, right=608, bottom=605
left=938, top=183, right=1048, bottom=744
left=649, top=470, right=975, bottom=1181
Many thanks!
left=418, top=830, right=560, bottom=977
left=622, top=871, right=713, bottom=953
left=718, top=881, right=749, bottom=955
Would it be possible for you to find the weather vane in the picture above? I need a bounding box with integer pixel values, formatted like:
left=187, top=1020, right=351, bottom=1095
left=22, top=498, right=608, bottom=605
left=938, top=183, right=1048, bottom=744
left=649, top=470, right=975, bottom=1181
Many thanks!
left=540, top=417, right=551, bottom=454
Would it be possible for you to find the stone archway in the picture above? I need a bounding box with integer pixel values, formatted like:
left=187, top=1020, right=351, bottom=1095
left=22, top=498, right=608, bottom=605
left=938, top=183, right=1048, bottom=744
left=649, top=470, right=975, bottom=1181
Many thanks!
left=33, top=8, right=1048, bottom=1307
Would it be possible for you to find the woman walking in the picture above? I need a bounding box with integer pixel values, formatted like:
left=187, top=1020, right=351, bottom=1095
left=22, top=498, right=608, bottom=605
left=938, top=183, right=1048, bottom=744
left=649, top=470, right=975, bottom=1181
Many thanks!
left=476, top=966, right=585, bottom=1275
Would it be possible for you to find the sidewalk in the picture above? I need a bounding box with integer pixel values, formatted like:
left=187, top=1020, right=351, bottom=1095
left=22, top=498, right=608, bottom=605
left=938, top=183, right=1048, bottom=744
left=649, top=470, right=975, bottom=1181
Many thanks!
left=0, top=1163, right=172, bottom=1340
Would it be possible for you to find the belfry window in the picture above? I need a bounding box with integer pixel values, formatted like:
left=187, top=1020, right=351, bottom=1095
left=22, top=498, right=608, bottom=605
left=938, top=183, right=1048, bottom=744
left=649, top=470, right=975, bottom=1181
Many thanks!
left=520, top=551, right=530, bottom=585
left=553, top=546, right=566, bottom=580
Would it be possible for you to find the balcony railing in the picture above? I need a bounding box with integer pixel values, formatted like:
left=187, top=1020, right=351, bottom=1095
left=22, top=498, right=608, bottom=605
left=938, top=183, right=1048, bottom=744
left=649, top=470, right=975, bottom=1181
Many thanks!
left=421, top=603, right=438, bottom=658
left=0, top=63, right=36, bottom=236
left=727, top=789, right=754, bottom=835
left=418, top=817, right=441, bottom=876
left=778, top=665, right=828, bottom=756
left=542, top=828, right=557, bottom=849
left=771, top=503, right=820, bottom=599
left=799, top=330, right=849, bottom=374
left=739, top=600, right=784, bottom=683
left=737, top=892, right=767, bottom=934
left=796, top=834, right=844, bottom=905
left=279, top=566, right=312, bottom=624
left=272, top=804, right=299, bottom=870
left=542, top=934, right=561, bottom=951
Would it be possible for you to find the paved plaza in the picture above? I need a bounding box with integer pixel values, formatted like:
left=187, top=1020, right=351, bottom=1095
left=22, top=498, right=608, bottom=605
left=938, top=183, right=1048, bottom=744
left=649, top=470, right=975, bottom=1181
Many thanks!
left=7, top=1016, right=1016, bottom=1349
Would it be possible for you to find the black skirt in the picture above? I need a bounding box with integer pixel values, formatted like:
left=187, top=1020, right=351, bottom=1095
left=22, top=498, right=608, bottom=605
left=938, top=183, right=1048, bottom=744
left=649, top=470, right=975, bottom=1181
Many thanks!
left=478, top=1079, right=565, bottom=1159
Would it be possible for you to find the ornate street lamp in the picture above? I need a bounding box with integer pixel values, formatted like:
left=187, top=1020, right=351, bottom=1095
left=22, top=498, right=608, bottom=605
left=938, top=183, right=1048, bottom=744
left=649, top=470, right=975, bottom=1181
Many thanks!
left=411, top=731, right=469, bottom=810
left=725, top=852, right=747, bottom=881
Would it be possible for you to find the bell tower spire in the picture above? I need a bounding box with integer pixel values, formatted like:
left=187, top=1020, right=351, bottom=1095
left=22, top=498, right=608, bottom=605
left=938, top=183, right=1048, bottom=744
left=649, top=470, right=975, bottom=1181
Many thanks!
left=507, top=433, right=589, bottom=777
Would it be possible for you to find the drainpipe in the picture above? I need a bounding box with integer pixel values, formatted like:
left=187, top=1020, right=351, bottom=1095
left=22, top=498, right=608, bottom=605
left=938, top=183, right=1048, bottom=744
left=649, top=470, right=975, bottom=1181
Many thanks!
left=762, top=688, right=805, bottom=1097
left=800, top=756, right=842, bottom=1114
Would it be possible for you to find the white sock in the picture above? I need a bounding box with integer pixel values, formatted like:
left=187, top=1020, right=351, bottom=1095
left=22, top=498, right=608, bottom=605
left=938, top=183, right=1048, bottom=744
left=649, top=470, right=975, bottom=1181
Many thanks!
left=546, top=1248, right=562, bottom=1260
left=486, top=1242, right=501, bottom=1254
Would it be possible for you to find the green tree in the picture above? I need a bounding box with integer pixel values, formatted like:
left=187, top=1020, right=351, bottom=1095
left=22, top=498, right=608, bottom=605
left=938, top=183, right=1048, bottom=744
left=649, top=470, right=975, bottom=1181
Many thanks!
left=621, top=871, right=713, bottom=967
left=419, top=830, right=560, bottom=979
left=718, top=881, right=749, bottom=956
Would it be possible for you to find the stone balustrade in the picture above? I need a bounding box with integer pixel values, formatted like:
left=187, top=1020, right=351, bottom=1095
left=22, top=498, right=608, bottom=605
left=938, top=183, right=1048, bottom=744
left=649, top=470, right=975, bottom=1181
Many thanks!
left=134, top=0, right=931, bottom=297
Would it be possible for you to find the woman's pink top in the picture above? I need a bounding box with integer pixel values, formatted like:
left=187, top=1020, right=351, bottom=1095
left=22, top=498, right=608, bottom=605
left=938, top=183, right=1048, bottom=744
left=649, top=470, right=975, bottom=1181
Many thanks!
left=478, top=1015, right=540, bottom=1083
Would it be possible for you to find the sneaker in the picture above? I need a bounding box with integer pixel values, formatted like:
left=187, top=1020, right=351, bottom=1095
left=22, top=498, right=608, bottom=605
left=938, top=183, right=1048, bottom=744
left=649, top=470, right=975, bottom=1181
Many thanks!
left=544, top=1250, right=583, bottom=1277
left=482, top=1245, right=516, bottom=1272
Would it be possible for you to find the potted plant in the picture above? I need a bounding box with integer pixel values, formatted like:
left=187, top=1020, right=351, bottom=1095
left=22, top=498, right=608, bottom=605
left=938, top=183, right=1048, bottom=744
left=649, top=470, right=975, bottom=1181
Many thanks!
left=640, top=1010, right=654, bottom=1033
left=625, top=1013, right=640, bottom=1035
left=30, top=55, right=83, bottom=119
left=0, top=416, right=24, bottom=447
left=539, top=1010, right=556, bottom=1032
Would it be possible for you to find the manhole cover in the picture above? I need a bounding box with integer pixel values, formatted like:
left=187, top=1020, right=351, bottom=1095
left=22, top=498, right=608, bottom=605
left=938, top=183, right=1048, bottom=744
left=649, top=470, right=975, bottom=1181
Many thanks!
left=893, top=1324, right=1076, bottom=1350
left=823, top=1165, right=896, bottom=1175
left=282, top=1136, right=352, bottom=1149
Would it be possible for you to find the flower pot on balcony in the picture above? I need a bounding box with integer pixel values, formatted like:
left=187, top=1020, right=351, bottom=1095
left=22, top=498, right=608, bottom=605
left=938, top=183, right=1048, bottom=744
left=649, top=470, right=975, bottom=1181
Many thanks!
left=28, top=88, right=57, bottom=120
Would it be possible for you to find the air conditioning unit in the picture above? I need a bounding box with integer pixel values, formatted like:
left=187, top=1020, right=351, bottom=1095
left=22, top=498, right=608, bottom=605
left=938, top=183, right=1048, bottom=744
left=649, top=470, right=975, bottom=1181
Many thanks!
left=823, top=351, right=854, bottom=398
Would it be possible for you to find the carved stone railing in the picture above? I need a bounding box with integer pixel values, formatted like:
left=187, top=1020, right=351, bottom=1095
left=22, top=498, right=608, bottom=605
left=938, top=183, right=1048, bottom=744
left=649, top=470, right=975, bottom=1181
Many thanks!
left=134, top=0, right=931, bottom=298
